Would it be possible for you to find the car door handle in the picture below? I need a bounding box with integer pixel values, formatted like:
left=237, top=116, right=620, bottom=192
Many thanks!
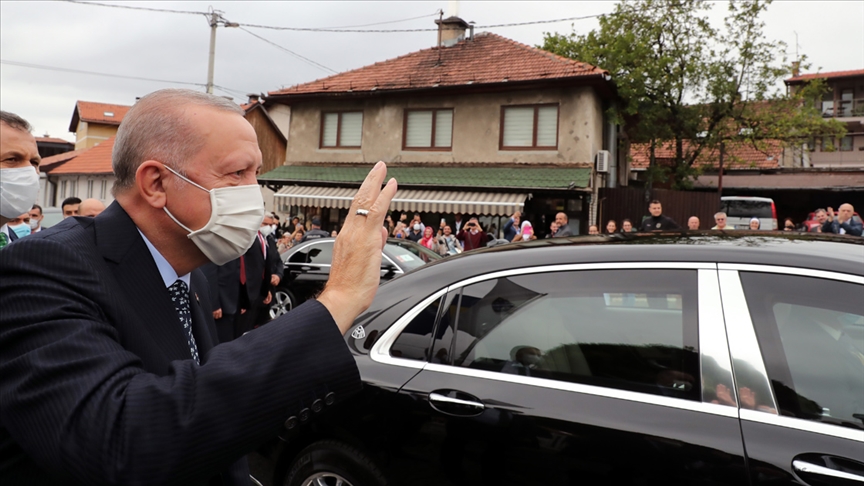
left=429, top=393, right=485, bottom=409
left=793, top=459, right=864, bottom=483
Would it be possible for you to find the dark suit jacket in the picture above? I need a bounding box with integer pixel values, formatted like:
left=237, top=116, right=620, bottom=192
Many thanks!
left=265, top=234, right=283, bottom=282
left=821, top=218, right=864, bottom=236
left=202, top=234, right=275, bottom=316
left=0, top=202, right=361, bottom=485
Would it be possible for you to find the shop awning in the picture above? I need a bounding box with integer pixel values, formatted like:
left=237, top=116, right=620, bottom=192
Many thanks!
left=275, top=186, right=527, bottom=216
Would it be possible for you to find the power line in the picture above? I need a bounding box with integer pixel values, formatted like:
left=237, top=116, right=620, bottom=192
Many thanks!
left=236, top=13, right=604, bottom=33
left=0, top=59, right=214, bottom=89
left=59, top=0, right=208, bottom=16
left=301, top=11, right=440, bottom=29
left=238, top=27, right=337, bottom=74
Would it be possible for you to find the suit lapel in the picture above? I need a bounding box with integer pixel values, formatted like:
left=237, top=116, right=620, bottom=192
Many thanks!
left=95, top=202, right=193, bottom=363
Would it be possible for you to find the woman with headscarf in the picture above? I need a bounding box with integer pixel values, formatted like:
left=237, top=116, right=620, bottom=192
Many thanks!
left=419, top=226, right=436, bottom=250
left=515, top=220, right=537, bottom=241
left=749, top=218, right=761, bottom=230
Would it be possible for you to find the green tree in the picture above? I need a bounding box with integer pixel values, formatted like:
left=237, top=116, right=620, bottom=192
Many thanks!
left=541, top=0, right=844, bottom=189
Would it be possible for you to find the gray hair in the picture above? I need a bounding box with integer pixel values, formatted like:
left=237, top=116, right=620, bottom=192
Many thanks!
left=0, top=111, right=33, bottom=132
left=112, top=89, right=243, bottom=193
left=714, top=212, right=727, bottom=219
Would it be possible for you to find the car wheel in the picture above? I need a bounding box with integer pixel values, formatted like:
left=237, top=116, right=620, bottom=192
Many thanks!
left=270, top=288, right=295, bottom=319
left=284, top=440, right=387, bottom=486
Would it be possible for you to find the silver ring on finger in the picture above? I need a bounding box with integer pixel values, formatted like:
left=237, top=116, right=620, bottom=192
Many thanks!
left=356, top=208, right=370, bottom=216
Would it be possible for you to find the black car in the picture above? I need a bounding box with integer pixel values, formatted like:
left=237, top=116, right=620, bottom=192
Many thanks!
left=254, top=233, right=864, bottom=486
left=269, top=237, right=441, bottom=318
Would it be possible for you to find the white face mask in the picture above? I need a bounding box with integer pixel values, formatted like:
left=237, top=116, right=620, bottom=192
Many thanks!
left=0, top=167, right=40, bottom=219
left=162, top=165, right=264, bottom=265
left=259, top=224, right=274, bottom=237
left=522, top=234, right=531, bottom=241
left=29, top=218, right=40, bottom=230
left=413, top=224, right=421, bottom=231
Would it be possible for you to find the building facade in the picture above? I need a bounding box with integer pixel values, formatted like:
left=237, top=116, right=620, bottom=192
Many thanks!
left=261, top=17, right=617, bottom=237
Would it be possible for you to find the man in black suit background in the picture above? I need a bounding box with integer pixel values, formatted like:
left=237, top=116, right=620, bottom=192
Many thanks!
left=0, top=111, right=41, bottom=249
left=0, top=89, right=397, bottom=484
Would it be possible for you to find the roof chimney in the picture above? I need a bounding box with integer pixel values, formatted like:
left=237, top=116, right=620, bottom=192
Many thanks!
left=247, top=93, right=260, bottom=104
left=435, top=16, right=470, bottom=47
left=791, top=61, right=801, bottom=77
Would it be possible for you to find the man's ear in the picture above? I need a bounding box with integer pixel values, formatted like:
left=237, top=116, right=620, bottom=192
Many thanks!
left=136, top=160, right=168, bottom=209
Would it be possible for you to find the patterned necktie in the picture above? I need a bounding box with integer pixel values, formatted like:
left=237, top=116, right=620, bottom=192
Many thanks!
left=0, top=232, right=7, bottom=249
left=168, top=280, right=200, bottom=364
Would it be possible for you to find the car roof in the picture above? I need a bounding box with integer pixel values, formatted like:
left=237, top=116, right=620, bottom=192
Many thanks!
left=398, top=232, right=864, bottom=287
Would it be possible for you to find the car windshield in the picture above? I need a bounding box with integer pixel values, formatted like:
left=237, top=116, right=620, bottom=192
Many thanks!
left=721, top=199, right=773, bottom=218
left=386, top=241, right=440, bottom=269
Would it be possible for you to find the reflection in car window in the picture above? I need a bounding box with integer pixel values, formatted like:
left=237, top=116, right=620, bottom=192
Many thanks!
left=386, top=241, right=440, bottom=269
left=391, top=295, right=441, bottom=361
left=740, top=272, right=864, bottom=430
left=446, top=270, right=701, bottom=401
left=287, top=241, right=334, bottom=265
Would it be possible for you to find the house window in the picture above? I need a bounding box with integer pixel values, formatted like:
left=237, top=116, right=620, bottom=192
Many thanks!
left=500, top=104, right=558, bottom=150
left=838, top=89, right=853, bottom=117
left=403, top=109, right=453, bottom=150
left=100, top=180, right=108, bottom=199
left=320, top=111, right=363, bottom=148
left=839, top=136, right=853, bottom=152
left=87, top=179, right=94, bottom=198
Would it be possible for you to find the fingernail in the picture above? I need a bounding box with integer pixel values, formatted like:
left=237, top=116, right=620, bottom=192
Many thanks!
left=373, top=161, right=384, bottom=171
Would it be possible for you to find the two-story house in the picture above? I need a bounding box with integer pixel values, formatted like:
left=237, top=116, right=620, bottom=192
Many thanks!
left=69, top=101, right=131, bottom=150
left=259, top=17, right=617, bottom=236
left=785, top=69, right=864, bottom=166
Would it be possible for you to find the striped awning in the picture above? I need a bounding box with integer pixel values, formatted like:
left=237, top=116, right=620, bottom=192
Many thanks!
left=275, top=186, right=527, bottom=216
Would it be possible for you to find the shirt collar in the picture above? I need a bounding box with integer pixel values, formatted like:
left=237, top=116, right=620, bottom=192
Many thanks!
left=138, top=229, right=191, bottom=288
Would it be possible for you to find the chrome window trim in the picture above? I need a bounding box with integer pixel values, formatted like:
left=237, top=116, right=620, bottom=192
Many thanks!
left=286, top=263, right=332, bottom=268
left=380, top=253, right=404, bottom=274
left=422, top=362, right=738, bottom=419
left=741, top=409, right=864, bottom=443
left=718, top=263, right=864, bottom=285
left=717, top=269, right=779, bottom=415
left=369, top=287, right=448, bottom=369
left=450, top=262, right=716, bottom=291
left=698, top=269, right=737, bottom=408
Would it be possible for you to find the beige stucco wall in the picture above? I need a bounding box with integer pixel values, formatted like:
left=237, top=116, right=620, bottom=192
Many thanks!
left=267, top=104, right=292, bottom=142
left=809, top=135, right=864, bottom=167
left=284, top=86, right=604, bottom=165
left=75, top=122, right=118, bottom=150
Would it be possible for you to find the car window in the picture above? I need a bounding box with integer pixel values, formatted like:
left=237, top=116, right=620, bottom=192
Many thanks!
left=287, top=241, right=334, bottom=265
left=386, top=241, right=440, bottom=269
left=441, top=270, right=701, bottom=401
left=721, top=199, right=773, bottom=218
left=391, top=295, right=442, bottom=361
left=740, top=272, right=864, bottom=429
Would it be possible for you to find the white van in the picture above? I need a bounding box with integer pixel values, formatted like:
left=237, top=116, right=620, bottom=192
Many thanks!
left=720, top=196, right=778, bottom=230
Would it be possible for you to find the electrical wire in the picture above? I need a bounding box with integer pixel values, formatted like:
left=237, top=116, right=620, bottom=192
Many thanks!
left=0, top=59, right=239, bottom=91
left=59, top=0, right=208, bottom=16
left=238, top=27, right=337, bottom=74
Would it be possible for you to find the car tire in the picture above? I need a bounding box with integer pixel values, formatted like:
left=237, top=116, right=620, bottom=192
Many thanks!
left=284, top=440, right=387, bottom=486
left=270, top=288, right=295, bottom=319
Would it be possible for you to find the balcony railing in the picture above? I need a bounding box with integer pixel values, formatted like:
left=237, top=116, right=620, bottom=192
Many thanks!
left=822, top=99, right=864, bottom=118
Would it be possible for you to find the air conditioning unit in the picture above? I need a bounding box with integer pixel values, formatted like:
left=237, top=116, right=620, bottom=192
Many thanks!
left=595, top=150, right=610, bottom=173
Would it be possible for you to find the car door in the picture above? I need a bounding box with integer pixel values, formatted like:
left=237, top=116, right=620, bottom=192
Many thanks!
left=371, top=263, right=749, bottom=485
left=718, top=265, right=864, bottom=485
left=284, top=240, right=333, bottom=300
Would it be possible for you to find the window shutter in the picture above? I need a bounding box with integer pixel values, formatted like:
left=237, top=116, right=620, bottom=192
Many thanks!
left=406, top=111, right=433, bottom=147
left=322, top=113, right=338, bottom=147
left=434, top=110, right=453, bottom=148
left=502, top=107, right=534, bottom=147
left=339, top=112, right=363, bottom=147
left=536, top=106, right=558, bottom=147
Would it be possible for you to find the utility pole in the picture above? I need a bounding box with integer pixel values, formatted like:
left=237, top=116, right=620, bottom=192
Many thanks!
left=205, top=7, right=238, bottom=95
left=206, top=9, right=218, bottom=94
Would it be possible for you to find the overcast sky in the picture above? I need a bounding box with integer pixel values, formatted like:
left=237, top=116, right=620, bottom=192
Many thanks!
left=2, top=0, right=862, bottom=142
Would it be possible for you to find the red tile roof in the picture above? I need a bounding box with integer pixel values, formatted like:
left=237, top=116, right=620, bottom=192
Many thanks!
left=269, top=32, right=608, bottom=97
left=630, top=140, right=783, bottom=170
left=69, top=101, right=131, bottom=132
left=36, top=136, right=74, bottom=145
left=49, top=137, right=115, bottom=175
left=39, top=148, right=87, bottom=171
left=785, top=69, right=864, bottom=83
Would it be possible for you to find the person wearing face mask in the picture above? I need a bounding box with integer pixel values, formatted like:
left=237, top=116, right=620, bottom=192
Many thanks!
left=29, top=204, right=44, bottom=232
left=3, top=212, right=33, bottom=241
left=514, top=220, right=536, bottom=241
left=407, top=220, right=424, bottom=242
left=0, top=90, right=398, bottom=484
left=0, top=111, right=41, bottom=249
